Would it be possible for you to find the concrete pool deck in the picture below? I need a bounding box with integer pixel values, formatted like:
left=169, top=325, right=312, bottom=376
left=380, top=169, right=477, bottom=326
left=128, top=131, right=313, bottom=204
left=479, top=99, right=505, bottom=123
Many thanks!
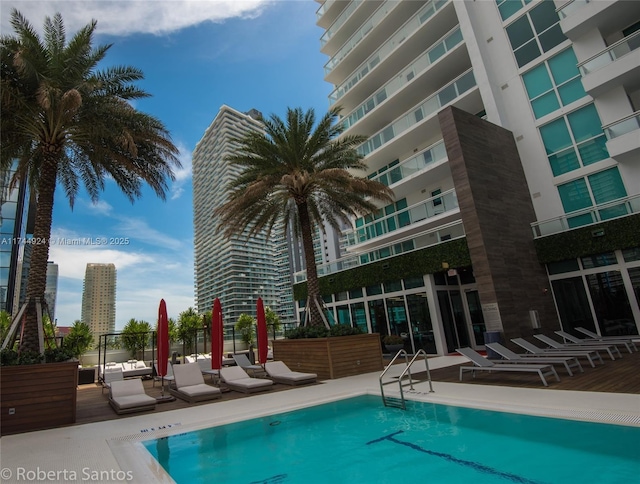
left=1, top=355, right=639, bottom=484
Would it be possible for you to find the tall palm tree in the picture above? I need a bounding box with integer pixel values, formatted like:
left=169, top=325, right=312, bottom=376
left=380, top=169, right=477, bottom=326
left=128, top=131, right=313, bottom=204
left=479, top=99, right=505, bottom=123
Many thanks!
left=214, top=106, right=393, bottom=327
left=1, top=10, right=180, bottom=353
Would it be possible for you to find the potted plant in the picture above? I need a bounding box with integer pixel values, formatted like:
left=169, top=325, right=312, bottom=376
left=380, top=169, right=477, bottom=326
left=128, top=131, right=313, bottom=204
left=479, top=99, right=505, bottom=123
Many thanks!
left=383, top=334, right=405, bottom=354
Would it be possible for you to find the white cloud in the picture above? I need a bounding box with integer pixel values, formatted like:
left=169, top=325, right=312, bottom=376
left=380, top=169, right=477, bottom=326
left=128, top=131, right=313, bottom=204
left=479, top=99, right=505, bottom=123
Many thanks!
left=1, top=1, right=274, bottom=37
left=170, top=141, right=193, bottom=200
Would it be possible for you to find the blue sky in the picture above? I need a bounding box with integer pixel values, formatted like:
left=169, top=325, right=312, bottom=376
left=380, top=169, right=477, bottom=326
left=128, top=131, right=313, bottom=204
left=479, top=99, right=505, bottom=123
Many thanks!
left=1, top=1, right=331, bottom=329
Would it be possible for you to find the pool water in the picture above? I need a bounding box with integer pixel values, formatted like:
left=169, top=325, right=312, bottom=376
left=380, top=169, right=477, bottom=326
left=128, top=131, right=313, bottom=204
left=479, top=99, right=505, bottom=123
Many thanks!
left=142, top=395, right=639, bottom=484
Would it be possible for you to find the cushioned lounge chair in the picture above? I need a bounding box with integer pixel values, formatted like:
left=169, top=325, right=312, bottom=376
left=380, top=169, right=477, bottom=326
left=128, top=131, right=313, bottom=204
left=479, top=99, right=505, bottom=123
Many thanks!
left=220, top=366, right=273, bottom=394
left=576, top=327, right=639, bottom=348
left=264, top=361, right=317, bottom=386
left=456, top=347, right=560, bottom=387
left=511, top=338, right=603, bottom=367
left=153, top=361, right=175, bottom=387
left=109, top=378, right=157, bottom=414
left=485, top=342, right=583, bottom=376
left=169, top=363, right=222, bottom=403
left=102, top=366, right=124, bottom=394
left=555, top=330, right=635, bottom=354
left=534, top=334, right=621, bottom=360
left=232, top=353, right=266, bottom=377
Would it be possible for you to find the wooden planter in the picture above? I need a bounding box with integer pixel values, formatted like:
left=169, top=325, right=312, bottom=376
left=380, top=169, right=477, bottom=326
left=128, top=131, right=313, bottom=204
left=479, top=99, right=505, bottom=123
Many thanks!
left=272, top=333, right=383, bottom=380
left=0, top=360, right=79, bottom=436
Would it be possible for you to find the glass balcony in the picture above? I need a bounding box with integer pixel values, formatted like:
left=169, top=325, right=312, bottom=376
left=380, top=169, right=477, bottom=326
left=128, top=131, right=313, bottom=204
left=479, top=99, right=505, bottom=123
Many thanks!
left=604, top=111, right=640, bottom=140
left=531, top=194, right=640, bottom=237
left=579, top=30, right=640, bottom=75
left=371, top=140, right=447, bottom=187
left=329, top=0, right=451, bottom=103
left=341, top=28, right=463, bottom=129
left=343, top=189, right=458, bottom=246
left=320, top=1, right=361, bottom=47
left=294, top=221, right=466, bottom=283
left=357, top=69, right=476, bottom=157
left=556, top=0, right=591, bottom=19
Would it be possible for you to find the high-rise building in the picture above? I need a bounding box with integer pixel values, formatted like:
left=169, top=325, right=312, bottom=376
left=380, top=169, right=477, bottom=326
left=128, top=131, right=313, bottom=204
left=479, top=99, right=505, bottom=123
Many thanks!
left=305, top=0, right=640, bottom=355
left=193, top=105, right=298, bottom=327
left=81, top=263, right=116, bottom=342
left=0, top=167, right=34, bottom=317
left=45, top=261, right=59, bottom=322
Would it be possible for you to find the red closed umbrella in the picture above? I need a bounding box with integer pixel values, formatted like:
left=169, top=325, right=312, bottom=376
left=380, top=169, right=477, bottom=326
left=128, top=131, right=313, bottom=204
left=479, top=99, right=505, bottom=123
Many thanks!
left=211, top=298, right=223, bottom=371
left=156, top=299, right=174, bottom=401
left=257, top=297, right=268, bottom=365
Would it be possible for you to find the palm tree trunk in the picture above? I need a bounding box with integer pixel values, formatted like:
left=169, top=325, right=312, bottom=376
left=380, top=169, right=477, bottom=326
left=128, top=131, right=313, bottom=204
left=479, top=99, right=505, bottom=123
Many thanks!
left=297, top=201, right=323, bottom=327
left=20, top=154, right=58, bottom=353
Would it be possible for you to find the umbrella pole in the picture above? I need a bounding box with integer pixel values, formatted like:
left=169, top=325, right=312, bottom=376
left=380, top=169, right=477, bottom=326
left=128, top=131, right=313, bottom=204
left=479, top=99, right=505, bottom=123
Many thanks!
left=156, top=375, right=175, bottom=403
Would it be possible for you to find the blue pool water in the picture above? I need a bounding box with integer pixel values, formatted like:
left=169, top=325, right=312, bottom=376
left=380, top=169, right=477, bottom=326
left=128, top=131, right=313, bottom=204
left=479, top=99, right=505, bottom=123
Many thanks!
left=142, top=395, right=639, bottom=484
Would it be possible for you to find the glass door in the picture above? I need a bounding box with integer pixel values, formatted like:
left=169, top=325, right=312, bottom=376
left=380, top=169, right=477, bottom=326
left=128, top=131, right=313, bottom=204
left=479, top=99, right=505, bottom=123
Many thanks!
left=437, top=290, right=471, bottom=353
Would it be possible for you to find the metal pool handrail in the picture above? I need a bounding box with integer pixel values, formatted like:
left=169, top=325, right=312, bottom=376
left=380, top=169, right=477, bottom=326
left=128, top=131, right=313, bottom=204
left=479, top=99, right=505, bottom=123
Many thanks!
left=380, top=349, right=433, bottom=409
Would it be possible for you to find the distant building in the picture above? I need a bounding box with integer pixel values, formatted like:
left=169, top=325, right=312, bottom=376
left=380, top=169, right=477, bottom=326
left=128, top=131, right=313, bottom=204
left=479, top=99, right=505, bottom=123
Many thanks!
left=44, top=261, right=59, bottom=322
left=192, top=105, right=301, bottom=327
left=81, top=263, right=116, bottom=342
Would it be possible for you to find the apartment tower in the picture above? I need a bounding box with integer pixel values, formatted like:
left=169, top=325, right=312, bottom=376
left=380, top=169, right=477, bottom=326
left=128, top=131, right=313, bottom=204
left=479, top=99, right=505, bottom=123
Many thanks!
left=193, top=105, right=296, bottom=327
left=81, top=263, right=116, bottom=342
left=307, top=0, right=640, bottom=355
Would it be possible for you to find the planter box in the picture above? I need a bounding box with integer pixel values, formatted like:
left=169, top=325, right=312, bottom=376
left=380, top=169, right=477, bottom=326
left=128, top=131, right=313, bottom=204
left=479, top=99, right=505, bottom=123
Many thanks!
left=0, top=360, right=79, bottom=436
left=272, top=333, right=383, bottom=380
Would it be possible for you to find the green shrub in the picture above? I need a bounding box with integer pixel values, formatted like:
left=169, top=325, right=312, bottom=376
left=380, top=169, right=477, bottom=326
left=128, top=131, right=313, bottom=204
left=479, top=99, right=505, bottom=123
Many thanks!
left=383, top=334, right=404, bottom=345
left=285, top=326, right=329, bottom=339
left=329, top=324, right=364, bottom=337
left=44, top=347, right=73, bottom=363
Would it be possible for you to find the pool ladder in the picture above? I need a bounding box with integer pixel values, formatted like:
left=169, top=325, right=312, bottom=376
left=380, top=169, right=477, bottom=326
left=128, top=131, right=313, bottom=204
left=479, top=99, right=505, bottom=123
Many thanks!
left=379, top=349, right=434, bottom=410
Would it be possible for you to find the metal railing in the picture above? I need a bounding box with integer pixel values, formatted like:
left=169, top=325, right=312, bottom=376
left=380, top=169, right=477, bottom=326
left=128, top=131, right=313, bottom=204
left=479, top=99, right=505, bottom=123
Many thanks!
left=379, top=349, right=433, bottom=409
left=603, top=111, right=640, bottom=140
left=578, top=30, right=640, bottom=75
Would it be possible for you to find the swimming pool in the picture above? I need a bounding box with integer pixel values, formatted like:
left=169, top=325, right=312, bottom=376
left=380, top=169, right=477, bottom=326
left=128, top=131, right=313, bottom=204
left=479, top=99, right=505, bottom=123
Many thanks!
left=142, top=395, right=639, bottom=483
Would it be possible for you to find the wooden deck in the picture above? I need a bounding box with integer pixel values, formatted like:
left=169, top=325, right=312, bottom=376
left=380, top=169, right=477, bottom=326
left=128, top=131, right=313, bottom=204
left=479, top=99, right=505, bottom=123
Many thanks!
left=71, top=349, right=640, bottom=427
left=419, top=347, right=640, bottom=393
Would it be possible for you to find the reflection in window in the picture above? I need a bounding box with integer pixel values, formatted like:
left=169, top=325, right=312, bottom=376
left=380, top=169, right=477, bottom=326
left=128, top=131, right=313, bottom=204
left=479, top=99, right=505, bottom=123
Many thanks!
left=350, top=302, right=367, bottom=333
left=585, top=271, right=637, bottom=336
left=551, top=277, right=595, bottom=334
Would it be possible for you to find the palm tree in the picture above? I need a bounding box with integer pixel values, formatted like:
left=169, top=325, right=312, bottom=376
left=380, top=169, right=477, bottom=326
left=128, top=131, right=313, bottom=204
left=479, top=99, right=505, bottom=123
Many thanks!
left=214, top=106, right=393, bottom=327
left=1, top=10, right=180, bottom=353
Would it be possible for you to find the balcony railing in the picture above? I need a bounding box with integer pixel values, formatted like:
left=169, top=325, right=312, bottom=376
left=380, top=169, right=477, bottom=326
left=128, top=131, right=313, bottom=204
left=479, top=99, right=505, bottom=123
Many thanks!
left=316, top=0, right=336, bottom=20
left=371, top=140, right=447, bottom=187
left=341, top=27, right=463, bottom=130
left=556, top=0, right=591, bottom=19
left=343, top=189, right=458, bottom=246
left=329, top=0, right=451, bottom=104
left=357, top=69, right=476, bottom=157
left=603, top=111, right=640, bottom=140
left=578, top=30, right=640, bottom=75
left=320, top=1, right=361, bottom=47
left=531, top=194, right=640, bottom=237
left=294, top=221, right=466, bottom=283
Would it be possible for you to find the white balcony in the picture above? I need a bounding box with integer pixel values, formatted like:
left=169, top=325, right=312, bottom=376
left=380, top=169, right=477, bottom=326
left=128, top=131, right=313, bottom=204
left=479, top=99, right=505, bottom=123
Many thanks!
left=578, top=31, right=640, bottom=97
left=604, top=111, right=640, bottom=164
left=558, top=0, right=640, bottom=41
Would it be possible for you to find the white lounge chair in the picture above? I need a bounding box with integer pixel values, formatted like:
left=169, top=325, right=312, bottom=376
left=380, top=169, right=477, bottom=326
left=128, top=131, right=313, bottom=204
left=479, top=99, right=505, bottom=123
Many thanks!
left=219, top=366, right=273, bottom=394
left=109, top=378, right=157, bottom=414
left=122, top=360, right=153, bottom=378
left=535, top=334, right=621, bottom=360
left=511, top=338, right=603, bottom=367
left=232, top=353, right=266, bottom=377
left=556, top=330, right=636, bottom=354
left=169, top=363, right=222, bottom=403
left=576, top=327, right=639, bottom=348
left=485, top=342, right=583, bottom=376
left=153, top=361, right=175, bottom=387
left=456, top=347, right=560, bottom=387
left=264, top=361, right=317, bottom=386
left=102, top=366, right=124, bottom=394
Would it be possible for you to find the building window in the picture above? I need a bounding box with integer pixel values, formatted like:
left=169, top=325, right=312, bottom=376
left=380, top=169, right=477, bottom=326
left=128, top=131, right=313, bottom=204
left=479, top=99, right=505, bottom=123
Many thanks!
left=506, top=1, right=566, bottom=67
left=540, top=104, right=609, bottom=176
left=496, top=0, right=533, bottom=21
left=557, top=167, right=627, bottom=225
left=522, top=48, right=586, bottom=118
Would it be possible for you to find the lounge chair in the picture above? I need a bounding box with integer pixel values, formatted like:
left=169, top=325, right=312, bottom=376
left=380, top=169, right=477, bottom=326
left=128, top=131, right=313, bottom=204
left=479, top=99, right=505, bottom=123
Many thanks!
left=485, top=342, right=583, bottom=376
left=264, top=361, right=317, bottom=385
left=102, top=366, right=124, bottom=394
left=219, top=366, right=273, bottom=394
left=576, top=327, right=639, bottom=349
left=196, top=357, right=220, bottom=382
left=456, top=347, right=560, bottom=387
left=232, top=353, right=266, bottom=377
left=169, top=363, right=222, bottom=403
left=556, top=330, right=636, bottom=354
left=511, top=338, right=603, bottom=367
left=109, top=378, right=157, bottom=414
left=535, top=334, right=621, bottom=360
left=153, top=361, right=175, bottom=387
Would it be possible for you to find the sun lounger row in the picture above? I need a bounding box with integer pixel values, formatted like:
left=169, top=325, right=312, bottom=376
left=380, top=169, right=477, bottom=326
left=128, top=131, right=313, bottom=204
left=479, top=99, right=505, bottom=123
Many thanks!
left=99, top=360, right=152, bottom=379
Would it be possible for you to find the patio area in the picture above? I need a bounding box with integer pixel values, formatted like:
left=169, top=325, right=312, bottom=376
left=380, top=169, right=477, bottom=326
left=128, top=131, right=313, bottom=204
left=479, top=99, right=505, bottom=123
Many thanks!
left=1, top=354, right=639, bottom=484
